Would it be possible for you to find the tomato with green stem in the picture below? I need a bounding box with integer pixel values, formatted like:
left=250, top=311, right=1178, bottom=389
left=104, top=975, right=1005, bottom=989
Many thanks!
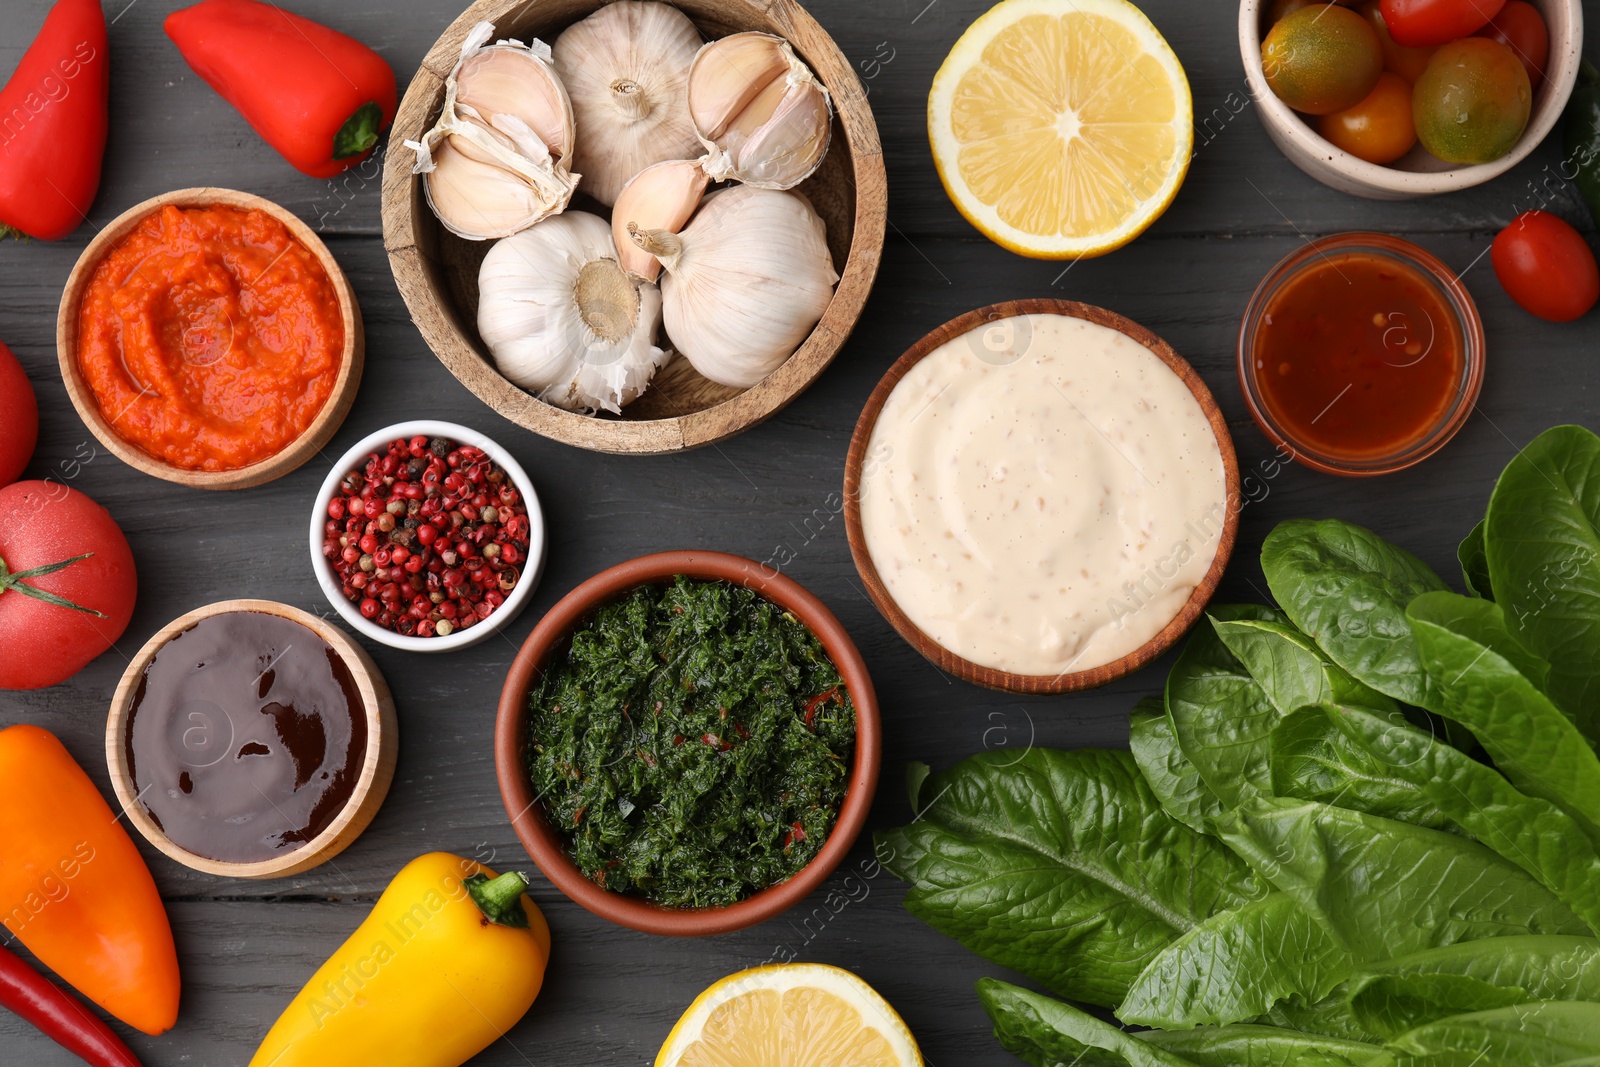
left=1492, top=211, right=1600, bottom=323
left=1380, top=0, right=1506, bottom=47
left=0, top=481, right=136, bottom=690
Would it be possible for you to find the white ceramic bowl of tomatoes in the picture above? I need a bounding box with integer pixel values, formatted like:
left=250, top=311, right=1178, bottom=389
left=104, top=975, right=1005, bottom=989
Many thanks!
left=1240, top=0, right=1583, bottom=199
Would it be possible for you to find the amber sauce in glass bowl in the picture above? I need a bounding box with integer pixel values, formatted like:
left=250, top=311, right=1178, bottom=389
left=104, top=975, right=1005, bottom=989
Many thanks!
left=1239, top=234, right=1485, bottom=476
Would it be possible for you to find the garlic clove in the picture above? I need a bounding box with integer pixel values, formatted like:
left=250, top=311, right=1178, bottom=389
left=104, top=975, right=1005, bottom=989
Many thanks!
left=406, top=21, right=580, bottom=241
left=687, top=32, right=792, bottom=142
left=553, top=2, right=704, bottom=207
left=641, top=184, right=838, bottom=390
left=688, top=32, right=834, bottom=190
left=478, top=212, right=669, bottom=414
left=455, top=45, right=574, bottom=162
left=612, top=160, right=710, bottom=282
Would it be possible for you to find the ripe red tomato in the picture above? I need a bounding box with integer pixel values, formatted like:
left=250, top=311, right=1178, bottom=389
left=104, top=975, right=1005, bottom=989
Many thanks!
left=1380, top=0, right=1506, bottom=46
left=1476, top=0, right=1548, bottom=84
left=0, top=342, right=37, bottom=488
left=1491, top=211, right=1600, bottom=323
left=0, top=481, right=137, bottom=690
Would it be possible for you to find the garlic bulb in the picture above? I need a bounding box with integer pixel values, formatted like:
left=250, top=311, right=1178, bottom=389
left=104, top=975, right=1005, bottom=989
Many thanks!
left=611, top=160, right=709, bottom=282
left=629, top=185, right=837, bottom=389
left=553, top=2, right=703, bottom=207
left=479, top=212, right=669, bottom=414
left=407, top=22, right=579, bottom=240
left=687, top=32, right=833, bottom=190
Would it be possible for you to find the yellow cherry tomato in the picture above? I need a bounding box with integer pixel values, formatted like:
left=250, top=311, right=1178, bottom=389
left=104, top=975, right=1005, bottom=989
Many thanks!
left=1319, top=72, right=1418, bottom=164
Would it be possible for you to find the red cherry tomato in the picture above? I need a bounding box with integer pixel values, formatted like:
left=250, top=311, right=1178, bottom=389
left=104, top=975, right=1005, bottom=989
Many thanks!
left=1476, top=0, right=1548, bottom=84
left=0, top=342, right=37, bottom=488
left=1380, top=0, right=1506, bottom=46
left=1491, top=211, right=1600, bottom=323
left=0, top=481, right=136, bottom=690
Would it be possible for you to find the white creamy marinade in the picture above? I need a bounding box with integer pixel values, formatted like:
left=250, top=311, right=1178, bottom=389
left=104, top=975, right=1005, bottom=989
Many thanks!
left=860, top=313, right=1227, bottom=676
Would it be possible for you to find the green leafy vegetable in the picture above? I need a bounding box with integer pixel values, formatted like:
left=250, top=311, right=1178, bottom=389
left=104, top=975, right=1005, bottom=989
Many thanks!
left=1385, top=1002, right=1600, bottom=1065
left=1408, top=591, right=1600, bottom=838
left=1484, top=425, right=1600, bottom=736
left=1212, top=617, right=1395, bottom=716
left=1129, top=698, right=1225, bottom=833
left=1165, top=605, right=1287, bottom=807
left=1261, top=519, right=1449, bottom=708
left=1269, top=704, right=1600, bottom=934
left=875, top=749, right=1263, bottom=1006
left=1145, top=1022, right=1388, bottom=1066
left=1347, top=936, right=1600, bottom=1037
left=1459, top=520, right=1493, bottom=600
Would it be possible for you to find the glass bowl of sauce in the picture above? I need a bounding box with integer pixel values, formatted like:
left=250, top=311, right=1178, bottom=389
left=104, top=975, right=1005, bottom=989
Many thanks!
left=106, top=600, right=397, bottom=880
left=1238, top=233, right=1485, bottom=477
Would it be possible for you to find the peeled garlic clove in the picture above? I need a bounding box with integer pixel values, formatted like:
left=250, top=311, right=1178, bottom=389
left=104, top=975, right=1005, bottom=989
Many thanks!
left=479, top=212, right=669, bottom=414
left=688, top=32, right=833, bottom=190
left=553, top=2, right=703, bottom=206
left=631, top=185, right=838, bottom=389
left=406, top=22, right=580, bottom=241
left=612, top=160, right=710, bottom=282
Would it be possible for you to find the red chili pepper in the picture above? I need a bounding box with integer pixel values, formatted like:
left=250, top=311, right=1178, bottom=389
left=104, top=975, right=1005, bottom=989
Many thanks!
left=0, top=0, right=109, bottom=241
left=0, top=943, right=143, bottom=1067
left=783, top=821, right=807, bottom=850
left=165, top=0, right=396, bottom=179
left=804, top=686, right=840, bottom=728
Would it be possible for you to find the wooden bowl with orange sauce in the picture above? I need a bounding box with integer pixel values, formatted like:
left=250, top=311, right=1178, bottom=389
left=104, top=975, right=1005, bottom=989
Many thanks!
left=57, top=188, right=363, bottom=491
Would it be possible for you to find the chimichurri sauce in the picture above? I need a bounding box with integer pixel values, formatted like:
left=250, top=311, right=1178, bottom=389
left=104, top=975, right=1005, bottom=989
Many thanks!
left=525, top=577, right=856, bottom=908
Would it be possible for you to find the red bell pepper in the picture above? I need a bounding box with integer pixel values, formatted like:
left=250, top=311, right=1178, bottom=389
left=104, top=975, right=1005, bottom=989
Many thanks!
left=165, top=0, right=397, bottom=179
left=0, top=0, right=110, bottom=241
left=0, top=943, right=143, bottom=1067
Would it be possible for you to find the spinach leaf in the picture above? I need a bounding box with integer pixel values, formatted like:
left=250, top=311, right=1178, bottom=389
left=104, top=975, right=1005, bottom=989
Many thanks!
left=1146, top=1022, right=1389, bottom=1066
left=1459, top=520, right=1493, bottom=600
left=1119, top=891, right=1354, bottom=1028
left=876, top=749, right=1264, bottom=1006
left=1347, top=936, right=1600, bottom=1038
left=980, top=979, right=1198, bottom=1067
left=1261, top=519, right=1449, bottom=709
left=1212, top=618, right=1396, bottom=716
left=1269, top=704, right=1600, bottom=934
left=1485, top=425, right=1600, bottom=737
left=1129, top=698, right=1226, bottom=834
left=1408, top=591, right=1600, bottom=837
left=1385, top=1002, right=1600, bottom=1066
left=1165, top=605, right=1289, bottom=807
left=1214, top=799, right=1588, bottom=966
left=982, top=979, right=1386, bottom=1067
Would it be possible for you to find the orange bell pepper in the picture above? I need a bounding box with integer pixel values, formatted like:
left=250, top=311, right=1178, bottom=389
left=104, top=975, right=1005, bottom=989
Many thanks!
left=0, top=725, right=180, bottom=1034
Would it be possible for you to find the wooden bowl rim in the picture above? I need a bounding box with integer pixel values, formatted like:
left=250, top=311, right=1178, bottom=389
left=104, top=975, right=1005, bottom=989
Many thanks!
left=105, top=599, right=398, bottom=880
left=306, top=418, right=548, bottom=652
left=494, top=550, right=882, bottom=936
left=381, top=0, right=887, bottom=456
left=56, top=187, right=365, bottom=491
left=843, top=299, right=1242, bottom=695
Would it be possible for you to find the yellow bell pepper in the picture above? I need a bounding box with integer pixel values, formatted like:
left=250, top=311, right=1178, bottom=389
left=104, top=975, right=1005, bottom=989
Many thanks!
left=248, top=852, right=551, bottom=1066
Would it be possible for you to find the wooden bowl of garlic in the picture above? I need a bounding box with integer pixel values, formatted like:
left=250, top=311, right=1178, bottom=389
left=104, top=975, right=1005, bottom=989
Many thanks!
left=382, top=0, right=885, bottom=455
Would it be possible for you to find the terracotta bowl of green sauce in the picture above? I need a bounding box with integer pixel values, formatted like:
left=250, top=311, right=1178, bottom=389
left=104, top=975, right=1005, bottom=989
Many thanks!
left=494, top=551, right=881, bottom=936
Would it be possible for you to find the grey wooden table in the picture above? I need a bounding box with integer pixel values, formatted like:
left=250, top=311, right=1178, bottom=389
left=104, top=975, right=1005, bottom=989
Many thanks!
left=1, top=0, right=1594, bottom=1063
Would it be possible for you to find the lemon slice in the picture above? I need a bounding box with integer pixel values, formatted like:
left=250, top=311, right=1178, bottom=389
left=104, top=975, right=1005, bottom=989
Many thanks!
left=929, top=0, right=1193, bottom=259
left=655, top=963, right=924, bottom=1067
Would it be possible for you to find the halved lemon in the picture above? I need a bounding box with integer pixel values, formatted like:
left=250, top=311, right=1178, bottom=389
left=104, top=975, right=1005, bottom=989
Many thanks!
left=929, top=0, right=1193, bottom=259
left=654, top=963, right=924, bottom=1067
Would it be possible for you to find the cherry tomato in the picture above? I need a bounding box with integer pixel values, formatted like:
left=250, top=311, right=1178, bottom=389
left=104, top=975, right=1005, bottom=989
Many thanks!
left=0, top=342, right=37, bottom=488
left=1380, top=0, right=1506, bottom=46
left=1491, top=211, right=1600, bottom=322
left=0, top=481, right=137, bottom=690
left=1358, top=0, right=1438, bottom=82
left=1476, top=0, right=1547, bottom=84
left=1319, top=72, right=1418, bottom=163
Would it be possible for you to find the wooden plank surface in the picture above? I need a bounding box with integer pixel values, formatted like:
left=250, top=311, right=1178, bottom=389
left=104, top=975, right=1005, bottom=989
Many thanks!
left=0, top=0, right=1594, bottom=1063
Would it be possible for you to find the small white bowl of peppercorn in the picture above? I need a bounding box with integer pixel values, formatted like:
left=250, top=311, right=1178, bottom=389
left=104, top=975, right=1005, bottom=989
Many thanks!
left=309, top=420, right=546, bottom=652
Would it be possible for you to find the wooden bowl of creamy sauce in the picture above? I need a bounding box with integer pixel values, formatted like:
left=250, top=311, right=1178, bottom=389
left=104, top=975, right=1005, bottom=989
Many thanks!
left=844, top=300, right=1239, bottom=693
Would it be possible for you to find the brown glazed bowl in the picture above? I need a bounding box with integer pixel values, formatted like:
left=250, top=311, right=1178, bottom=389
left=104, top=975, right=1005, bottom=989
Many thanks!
left=495, top=551, right=880, bottom=936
